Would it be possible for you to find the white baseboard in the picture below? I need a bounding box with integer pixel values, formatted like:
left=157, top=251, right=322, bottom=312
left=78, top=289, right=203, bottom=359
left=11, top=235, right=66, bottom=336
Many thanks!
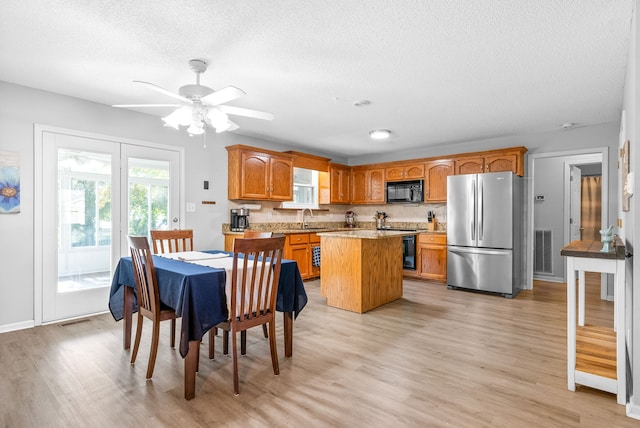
left=533, top=275, right=564, bottom=283
left=627, top=402, right=640, bottom=419
left=0, top=320, right=35, bottom=334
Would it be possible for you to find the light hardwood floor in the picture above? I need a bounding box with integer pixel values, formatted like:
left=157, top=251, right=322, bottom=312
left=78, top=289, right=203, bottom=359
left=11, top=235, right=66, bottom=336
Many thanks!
left=0, top=274, right=635, bottom=427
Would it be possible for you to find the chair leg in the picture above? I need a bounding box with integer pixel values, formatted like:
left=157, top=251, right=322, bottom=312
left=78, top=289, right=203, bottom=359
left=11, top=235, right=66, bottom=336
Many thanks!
left=241, top=331, right=247, bottom=355
left=268, top=321, right=279, bottom=376
left=262, top=324, right=268, bottom=338
left=223, top=330, right=229, bottom=355
left=170, top=318, right=176, bottom=348
left=208, top=329, right=215, bottom=359
left=131, top=314, right=144, bottom=364
left=146, top=320, right=161, bottom=379
left=231, top=329, right=240, bottom=395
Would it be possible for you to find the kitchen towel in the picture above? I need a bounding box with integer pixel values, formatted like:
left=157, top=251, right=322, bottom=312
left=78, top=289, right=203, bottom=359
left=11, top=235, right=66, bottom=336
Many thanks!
left=312, top=246, right=321, bottom=267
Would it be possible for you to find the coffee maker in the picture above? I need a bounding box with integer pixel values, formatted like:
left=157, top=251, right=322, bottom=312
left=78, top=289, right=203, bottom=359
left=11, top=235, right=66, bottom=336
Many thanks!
left=230, top=208, right=250, bottom=231
left=345, top=211, right=357, bottom=228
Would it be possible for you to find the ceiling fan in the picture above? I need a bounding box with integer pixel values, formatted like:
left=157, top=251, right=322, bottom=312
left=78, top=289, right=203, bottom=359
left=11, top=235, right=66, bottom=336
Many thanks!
left=113, top=59, right=274, bottom=135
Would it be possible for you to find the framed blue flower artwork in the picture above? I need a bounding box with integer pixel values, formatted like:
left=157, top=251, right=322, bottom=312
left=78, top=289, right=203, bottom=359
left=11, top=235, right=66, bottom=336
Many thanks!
left=0, top=151, right=20, bottom=214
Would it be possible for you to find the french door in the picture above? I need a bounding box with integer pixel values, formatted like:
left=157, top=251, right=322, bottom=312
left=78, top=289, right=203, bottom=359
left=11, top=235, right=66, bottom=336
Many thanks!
left=38, top=128, right=181, bottom=323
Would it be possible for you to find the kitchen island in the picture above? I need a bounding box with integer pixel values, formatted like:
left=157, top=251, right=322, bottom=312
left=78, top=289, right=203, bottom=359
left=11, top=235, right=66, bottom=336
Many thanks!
left=317, top=230, right=415, bottom=313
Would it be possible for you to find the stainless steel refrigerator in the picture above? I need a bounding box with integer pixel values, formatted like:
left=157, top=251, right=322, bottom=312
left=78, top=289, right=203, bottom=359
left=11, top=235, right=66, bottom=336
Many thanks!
left=446, top=171, right=524, bottom=298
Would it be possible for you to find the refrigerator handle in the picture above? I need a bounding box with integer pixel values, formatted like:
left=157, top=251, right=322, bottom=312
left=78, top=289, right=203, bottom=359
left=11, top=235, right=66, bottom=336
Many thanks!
left=478, top=179, right=483, bottom=241
left=470, top=179, right=476, bottom=240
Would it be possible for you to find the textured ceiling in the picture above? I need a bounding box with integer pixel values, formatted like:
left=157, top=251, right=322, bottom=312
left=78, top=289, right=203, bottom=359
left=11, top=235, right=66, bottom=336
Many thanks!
left=0, top=1, right=634, bottom=158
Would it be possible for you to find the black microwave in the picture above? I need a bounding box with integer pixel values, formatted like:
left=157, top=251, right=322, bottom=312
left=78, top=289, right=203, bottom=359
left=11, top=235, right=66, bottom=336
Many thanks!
left=386, top=180, right=424, bottom=203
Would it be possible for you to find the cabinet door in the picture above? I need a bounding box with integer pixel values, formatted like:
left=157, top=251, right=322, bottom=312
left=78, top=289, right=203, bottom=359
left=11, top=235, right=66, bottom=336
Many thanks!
left=289, top=244, right=310, bottom=279
left=424, top=160, right=454, bottom=202
left=351, top=169, right=368, bottom=203
left=417, top=244, right=447, bottom=280
left=330, top=165, right=351, bottom=204
left=485, top=153, right=517, bottom=174
left=269, top=154, right=294, bottom=200
left=385, top=166, right=405, bottom=181
left=241, top=151, right=270, bottom=199
left=404, top=163, right=425, bottom=180
left=455, top=157, right=484, bottom=175
left=368, top=168, right=386, bottom=203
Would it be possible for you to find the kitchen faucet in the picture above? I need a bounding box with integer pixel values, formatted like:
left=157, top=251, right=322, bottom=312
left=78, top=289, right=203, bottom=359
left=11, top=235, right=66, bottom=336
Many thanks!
left=301, top=208, right=313, bottom=229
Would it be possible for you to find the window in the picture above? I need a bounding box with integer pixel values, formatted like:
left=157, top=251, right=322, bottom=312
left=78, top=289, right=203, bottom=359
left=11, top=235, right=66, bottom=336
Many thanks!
left=282, top=167, right=319, bottom=209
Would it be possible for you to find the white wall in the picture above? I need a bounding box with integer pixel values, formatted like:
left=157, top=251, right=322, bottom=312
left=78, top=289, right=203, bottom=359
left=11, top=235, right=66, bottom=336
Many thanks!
left=0, top=81, right=329, bottom=328
left=622, top=0, right=639, bottom=417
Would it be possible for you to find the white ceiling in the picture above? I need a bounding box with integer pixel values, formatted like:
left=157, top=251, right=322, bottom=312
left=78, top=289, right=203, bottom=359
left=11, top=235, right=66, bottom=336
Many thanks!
left=0, top=1, right=634, bottom=158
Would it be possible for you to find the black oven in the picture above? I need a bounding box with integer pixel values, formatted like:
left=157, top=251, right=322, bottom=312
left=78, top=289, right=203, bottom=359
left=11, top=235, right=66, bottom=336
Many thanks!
left=402, top=235, right=416, bottom=270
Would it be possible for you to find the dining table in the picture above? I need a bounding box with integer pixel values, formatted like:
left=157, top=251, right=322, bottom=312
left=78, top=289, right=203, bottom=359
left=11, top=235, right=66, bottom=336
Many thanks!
left=108, top=250, right=307, bottom=399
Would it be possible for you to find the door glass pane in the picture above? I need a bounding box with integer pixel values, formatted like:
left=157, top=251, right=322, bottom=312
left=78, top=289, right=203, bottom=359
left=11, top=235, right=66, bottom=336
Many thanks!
left=128, top=157, right=170, bottom=237
left=57, top=149, right=112, bottom=293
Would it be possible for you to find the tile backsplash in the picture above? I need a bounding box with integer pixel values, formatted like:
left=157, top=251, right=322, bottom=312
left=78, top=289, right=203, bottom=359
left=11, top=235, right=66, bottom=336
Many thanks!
left=229, top=200, right=447, bottom=230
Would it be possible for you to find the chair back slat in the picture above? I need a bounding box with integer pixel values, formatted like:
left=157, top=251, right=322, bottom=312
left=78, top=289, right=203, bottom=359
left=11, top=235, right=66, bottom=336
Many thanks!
left=150, top=229, right=194, bottom=254
left=128, top=236, right=160, bottom=315
left=229, top=237, right=285, bottom=322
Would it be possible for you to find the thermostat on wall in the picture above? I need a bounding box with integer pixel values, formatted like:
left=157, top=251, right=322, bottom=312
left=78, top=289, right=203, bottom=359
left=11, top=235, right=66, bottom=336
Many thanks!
left=535, top=195, right=545, bottom=201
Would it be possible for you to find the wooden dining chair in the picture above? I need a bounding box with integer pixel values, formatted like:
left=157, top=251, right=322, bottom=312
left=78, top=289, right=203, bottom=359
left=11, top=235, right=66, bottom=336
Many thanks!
left=150, top=229, right=194, bottom=254
left=209, top=236, right=286, bottom=395
left=128, top=235, right=179, bottom=379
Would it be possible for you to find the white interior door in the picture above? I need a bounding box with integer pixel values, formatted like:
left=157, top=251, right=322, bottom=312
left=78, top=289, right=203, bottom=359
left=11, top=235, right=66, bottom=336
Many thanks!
left=40, top=130, right=181, bottom=323
left=570, top=165, right=582, bottom=241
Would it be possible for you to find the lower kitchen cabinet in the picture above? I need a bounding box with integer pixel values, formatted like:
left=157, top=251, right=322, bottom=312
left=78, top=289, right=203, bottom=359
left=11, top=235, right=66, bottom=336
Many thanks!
left=417, top=233, right=447, bottom=281
left=285, top=232, right=320, bottom=280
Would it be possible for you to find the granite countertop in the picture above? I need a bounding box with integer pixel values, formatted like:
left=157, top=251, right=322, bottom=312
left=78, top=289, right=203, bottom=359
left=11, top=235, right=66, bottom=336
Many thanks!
left=316, top=230, right=417, bottom=239
left=222, top=222, right=446, bottom=235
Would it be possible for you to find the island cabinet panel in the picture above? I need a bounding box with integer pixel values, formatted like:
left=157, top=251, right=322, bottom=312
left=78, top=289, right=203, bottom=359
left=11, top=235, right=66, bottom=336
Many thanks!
left=351, top=167, right=385, bottom=204
left=417, top=233, right=447, bottom=281
left=320, top=234, right=403, bottom=313
left=424, top=160, right=454, bottom=202
left=226, top=145, right=293, bottom=201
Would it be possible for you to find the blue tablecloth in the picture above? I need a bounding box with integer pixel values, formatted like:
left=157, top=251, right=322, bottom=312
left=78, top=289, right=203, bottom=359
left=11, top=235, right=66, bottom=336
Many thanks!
left=108, top=250, right=307, bottom=358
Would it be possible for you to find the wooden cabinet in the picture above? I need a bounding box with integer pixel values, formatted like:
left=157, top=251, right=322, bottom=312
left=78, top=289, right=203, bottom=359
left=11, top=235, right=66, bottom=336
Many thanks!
left=385, top=163, right=424, bottom=181
left=329, top=163, right=351, bottom=204
left=351, top=167, right=385, bottom=204
left=226, top=145, right=294, bottom=201
left=424, top=160, right=454, bottom=202
left=417, top=233, right=447, bottom=281
left=285, top=233, right=321, bottom=280
left=454, top=147, right=526, bottom=176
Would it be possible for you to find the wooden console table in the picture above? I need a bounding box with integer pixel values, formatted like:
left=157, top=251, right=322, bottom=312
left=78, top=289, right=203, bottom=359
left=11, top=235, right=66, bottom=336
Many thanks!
left=560, top=238, right=626, bottom=405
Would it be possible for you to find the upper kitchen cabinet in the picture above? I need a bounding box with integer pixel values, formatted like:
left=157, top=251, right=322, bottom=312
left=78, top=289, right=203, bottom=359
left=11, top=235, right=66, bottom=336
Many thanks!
left=454, top=147, right=527, bottom=176
left=385, top=163, right=425, bottom=181
left=351, top=167, right=385, bottom=204
left=424, top=160, right=454, bottom=202
left=329, top=163, right=351, bottom=204
left=226, top=145, right=294, bottom=201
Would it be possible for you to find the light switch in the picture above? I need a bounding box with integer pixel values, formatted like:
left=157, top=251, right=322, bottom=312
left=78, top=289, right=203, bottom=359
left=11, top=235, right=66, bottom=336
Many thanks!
left=186, top=202, right=196, bottom=212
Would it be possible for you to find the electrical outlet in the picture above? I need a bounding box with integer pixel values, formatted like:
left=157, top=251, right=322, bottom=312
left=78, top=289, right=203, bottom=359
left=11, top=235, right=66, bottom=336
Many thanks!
left=186, top=202, right=196, bottom=212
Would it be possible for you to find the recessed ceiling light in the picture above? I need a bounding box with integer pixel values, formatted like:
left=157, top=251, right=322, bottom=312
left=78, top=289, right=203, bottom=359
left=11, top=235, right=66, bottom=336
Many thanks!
left=354, top=100, right=371, bottom=107
left=369, top=129, right=391, bottom=140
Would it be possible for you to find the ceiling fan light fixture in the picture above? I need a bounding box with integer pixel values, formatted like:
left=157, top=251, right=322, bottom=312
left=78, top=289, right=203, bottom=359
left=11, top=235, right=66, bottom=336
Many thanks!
left=162, top=106, right=192, bottom=129
left=187, top=121, right=205, bottom=136
left=369, top=129, right=392, bottom=140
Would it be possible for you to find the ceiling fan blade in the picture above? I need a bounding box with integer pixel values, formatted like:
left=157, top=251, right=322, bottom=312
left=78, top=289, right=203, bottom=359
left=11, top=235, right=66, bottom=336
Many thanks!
left=226, top=120, right=240, bottom=132
left=201, top=86, right=246, bottom=106
left=133, top=80, right=192, bottom=103
left=218, top=105, right=275, bottom=121
left=112, top=103, right=181, bottom=108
